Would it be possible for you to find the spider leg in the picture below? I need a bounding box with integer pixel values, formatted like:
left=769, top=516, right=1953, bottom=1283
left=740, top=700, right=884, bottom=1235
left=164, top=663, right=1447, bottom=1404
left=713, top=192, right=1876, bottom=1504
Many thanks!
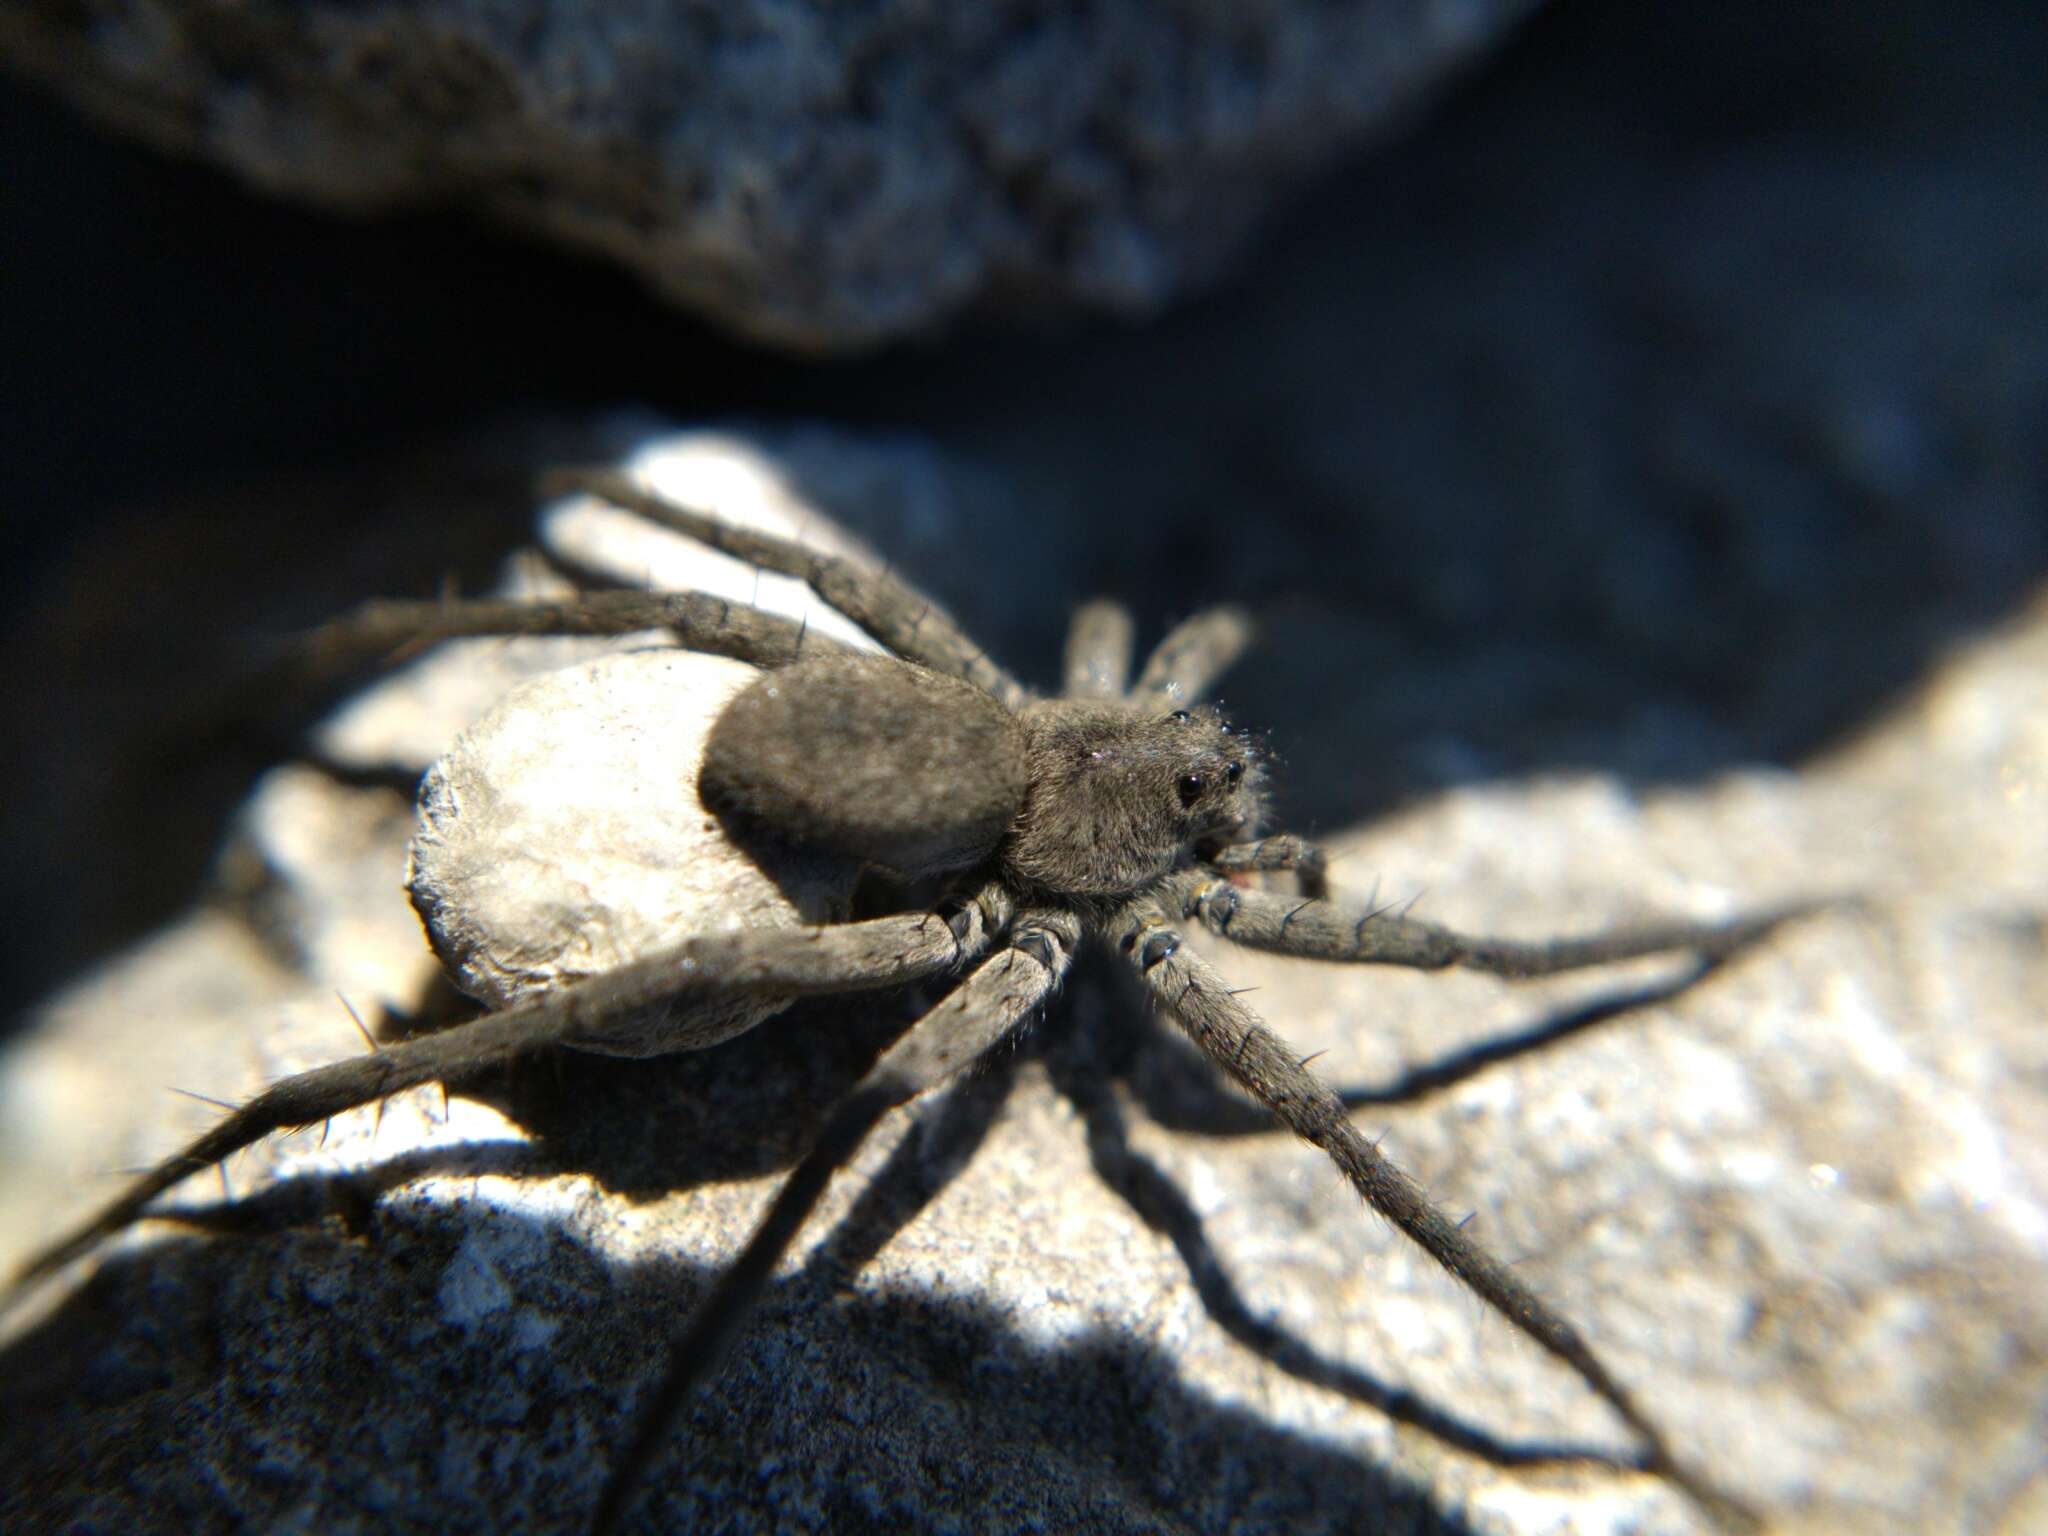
left=8, top=887, right=1013, bottom=1295
left=293, top=588, right=857, bottom=678
left=1062, top=598, right=1137, bottom=699
left=1204, top=834, right=1329, bottom=899
left=1166, top=868, right=1823, bottom=978
left=1107, top=896, right=1760, bottom=1533
left=1130, top=605, right=1255, bottom=707
left=591, top=906, right=1082, bottom=1536
left=540, top=468, right=1030, bottom=708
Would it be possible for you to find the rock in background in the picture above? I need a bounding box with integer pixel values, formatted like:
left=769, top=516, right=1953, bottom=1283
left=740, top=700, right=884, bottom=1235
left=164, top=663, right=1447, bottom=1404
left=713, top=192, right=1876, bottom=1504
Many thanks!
left=0, top=0, right=1542, bottom=348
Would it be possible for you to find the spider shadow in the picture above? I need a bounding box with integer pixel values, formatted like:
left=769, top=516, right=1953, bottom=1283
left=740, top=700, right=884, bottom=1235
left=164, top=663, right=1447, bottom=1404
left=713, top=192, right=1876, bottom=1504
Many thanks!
left=1038, top=1017, right=1647, bottom=1477
left=1121, top=951, right=1730, bottom=1138
left=0, top=1076, right=1496, bottom=1536
left=70, top=987, right=958, bottom=1279
left=153, top=944, right=1725, bottom=1296
left=465, top=988, right=933, bottom=1197
left=1, top=945, right=1715, bottom=1530
left=1015, top=949, right=1724, bottom=1478
left=610, top=939, right=1709, bottom=1489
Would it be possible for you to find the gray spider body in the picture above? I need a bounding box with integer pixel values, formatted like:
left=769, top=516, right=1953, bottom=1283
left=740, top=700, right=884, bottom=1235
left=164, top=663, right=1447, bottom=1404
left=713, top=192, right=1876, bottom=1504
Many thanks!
left=705, top=652, right=1261, bottom=896
left=8, top=468, right=1817, bottom=1535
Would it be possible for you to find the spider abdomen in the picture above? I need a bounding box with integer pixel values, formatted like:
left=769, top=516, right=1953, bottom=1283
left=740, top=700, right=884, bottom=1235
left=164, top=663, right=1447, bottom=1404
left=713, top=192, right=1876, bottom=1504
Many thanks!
left=701, top=653, right=1027, bottom=880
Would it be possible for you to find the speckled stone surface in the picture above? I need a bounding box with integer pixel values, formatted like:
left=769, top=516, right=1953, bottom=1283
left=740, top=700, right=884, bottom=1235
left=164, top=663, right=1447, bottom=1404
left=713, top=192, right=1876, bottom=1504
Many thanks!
left=2, top=426, right=2043, bottom=1535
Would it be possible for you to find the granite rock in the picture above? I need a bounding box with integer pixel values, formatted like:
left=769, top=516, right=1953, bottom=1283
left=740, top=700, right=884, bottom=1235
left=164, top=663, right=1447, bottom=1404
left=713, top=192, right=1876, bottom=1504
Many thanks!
left=2, top=425, right=2043, bottom=1535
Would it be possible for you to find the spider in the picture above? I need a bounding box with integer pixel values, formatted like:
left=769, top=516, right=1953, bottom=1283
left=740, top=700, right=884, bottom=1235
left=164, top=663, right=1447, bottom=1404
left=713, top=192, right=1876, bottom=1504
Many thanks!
left=8, top=466, right=1811, bottom=1533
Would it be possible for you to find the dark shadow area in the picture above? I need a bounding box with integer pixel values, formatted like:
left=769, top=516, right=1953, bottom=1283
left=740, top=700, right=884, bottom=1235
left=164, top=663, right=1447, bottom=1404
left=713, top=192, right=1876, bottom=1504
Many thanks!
left=137, top=1137, right=557, bottom=1247
left=482, top=993, right=925, bottom=1195
left=21, top=991, right=929, bottom=1275
left=0, top=1089, right=1492, bottom=1535
left=0, top=934, right=1731, bottom=1530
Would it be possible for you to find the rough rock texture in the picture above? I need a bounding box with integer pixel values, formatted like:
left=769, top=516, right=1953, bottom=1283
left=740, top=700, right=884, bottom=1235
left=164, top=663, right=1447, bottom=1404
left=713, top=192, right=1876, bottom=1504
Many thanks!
left=2, top=427, right=2044, bottom=1535
left=0, top=0, right=1543, bottom=349
left=411, top=649, right=859, bottom=1057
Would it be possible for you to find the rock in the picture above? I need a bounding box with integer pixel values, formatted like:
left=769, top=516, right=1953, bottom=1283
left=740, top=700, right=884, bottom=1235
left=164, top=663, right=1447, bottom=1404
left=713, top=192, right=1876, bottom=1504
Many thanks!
left=2, top=425, right=2042, bottom=1534
left=0, top=0, right=1544, bottom=349
left=410, top=649, right=858, bottom=1056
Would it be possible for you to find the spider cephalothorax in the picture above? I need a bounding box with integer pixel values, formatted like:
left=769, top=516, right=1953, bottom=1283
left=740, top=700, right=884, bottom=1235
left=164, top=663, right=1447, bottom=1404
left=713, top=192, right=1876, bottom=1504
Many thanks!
left=1005, top=700, right=1266, bottom=897
left=9, top=468, right=1814, bottom=1534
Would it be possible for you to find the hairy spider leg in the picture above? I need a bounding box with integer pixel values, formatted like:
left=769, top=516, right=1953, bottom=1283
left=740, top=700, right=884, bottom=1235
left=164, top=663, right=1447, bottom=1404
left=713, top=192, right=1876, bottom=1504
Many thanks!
left=1109, top=895, right=1762, bottom=1534
left=592, top=907, right=1084, bottom=1536
left=1164, top=868, right=1826, bottom=979
left=1205, top=834, right=1330, bottom=900
left=297, top=587, right=861, bottom=681
left=541, top=469, right=1031, bottom=709
left=1061, top=599, right=1137, bottom=700
left=8, top=890, right=1013, bottom=1295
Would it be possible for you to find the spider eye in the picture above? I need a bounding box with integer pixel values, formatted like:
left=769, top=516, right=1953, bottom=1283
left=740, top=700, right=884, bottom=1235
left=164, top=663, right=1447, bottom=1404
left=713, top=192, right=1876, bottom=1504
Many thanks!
left=1168, top=710, right=1192, bottom=724
left=1177, top=772, right=1205, bottom=808
left=1225, top=761, right=1244, bottom=785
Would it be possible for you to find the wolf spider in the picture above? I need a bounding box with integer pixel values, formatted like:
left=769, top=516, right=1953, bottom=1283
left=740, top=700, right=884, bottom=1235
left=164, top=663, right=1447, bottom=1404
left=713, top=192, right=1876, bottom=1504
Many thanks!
left=11, top=467, right=1811, bottom=1532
